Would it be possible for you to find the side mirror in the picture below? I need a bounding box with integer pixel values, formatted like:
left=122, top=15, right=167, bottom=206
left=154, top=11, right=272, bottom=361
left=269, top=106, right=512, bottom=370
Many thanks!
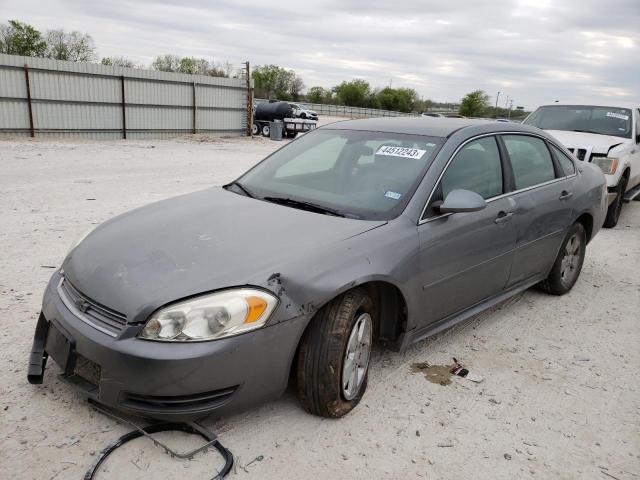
left=436, top=189, right=486, bottom=214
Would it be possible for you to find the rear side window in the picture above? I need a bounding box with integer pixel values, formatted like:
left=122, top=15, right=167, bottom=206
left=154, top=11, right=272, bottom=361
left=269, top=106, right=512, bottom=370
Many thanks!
left=503, top=135, right=555, bottom=189
left=440, top=136, right=503, bottom=200
left=550, top=144, right=576, bottom=176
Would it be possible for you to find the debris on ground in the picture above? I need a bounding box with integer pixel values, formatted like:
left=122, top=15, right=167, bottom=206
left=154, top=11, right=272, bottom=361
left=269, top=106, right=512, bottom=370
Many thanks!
left=411, top=357, right=484, bottom=385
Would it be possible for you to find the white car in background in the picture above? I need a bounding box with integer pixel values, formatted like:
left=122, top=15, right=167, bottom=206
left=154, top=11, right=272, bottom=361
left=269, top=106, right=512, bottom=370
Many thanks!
left=524, top=103, right=640, bottom=227
left=289, top=103, right=318, bottom=121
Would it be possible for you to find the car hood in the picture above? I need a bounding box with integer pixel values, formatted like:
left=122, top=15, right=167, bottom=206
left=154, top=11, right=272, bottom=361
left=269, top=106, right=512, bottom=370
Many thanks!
left=546, top=130, right=628, bottom=154
left=63, top=188, right=386, bottom=321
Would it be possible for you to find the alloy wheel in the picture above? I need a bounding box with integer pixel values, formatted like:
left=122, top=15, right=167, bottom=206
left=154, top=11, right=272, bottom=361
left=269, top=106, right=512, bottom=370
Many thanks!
left=342, top=313, right=372, bottom=401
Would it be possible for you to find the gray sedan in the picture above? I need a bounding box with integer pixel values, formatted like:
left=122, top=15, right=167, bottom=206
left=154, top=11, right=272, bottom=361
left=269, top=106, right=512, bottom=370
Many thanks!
left=28, top=118, right=607, bottom=420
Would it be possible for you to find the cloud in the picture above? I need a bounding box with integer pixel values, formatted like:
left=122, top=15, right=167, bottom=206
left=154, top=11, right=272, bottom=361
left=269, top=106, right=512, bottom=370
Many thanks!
left=1, top=0, right=638, bottom=108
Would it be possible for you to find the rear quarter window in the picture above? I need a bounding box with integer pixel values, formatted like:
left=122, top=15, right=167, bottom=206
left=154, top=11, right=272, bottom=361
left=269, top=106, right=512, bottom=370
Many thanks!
left=550, top=144, right=576, bottom=176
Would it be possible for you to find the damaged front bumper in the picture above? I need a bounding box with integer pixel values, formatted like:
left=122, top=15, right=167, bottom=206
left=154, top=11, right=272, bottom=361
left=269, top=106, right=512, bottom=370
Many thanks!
left=27, top=271, right=309, bottom=421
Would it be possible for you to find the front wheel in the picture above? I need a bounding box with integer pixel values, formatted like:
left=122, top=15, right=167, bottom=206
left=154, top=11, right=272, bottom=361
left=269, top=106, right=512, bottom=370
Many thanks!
left=538, top=222, right=586, bottom=295
left=296, top=288, right=373, bottom=418
left=251, top=123, right=260, bottom=136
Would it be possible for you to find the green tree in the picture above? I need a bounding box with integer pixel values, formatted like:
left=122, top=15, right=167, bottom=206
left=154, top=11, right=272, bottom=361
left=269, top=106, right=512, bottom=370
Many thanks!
left=252, top=64, right=302, bottom=100
left=334, top=79, right=372, bottom=107
left=459, top=90, right=490, bottom=117
left=375, top=87, right=419, bottom=112
left=306, top=86, right=326, bottom=104
left=0, top=20, right=46, bottom=56
left=45, top=29, right=95, bottom=62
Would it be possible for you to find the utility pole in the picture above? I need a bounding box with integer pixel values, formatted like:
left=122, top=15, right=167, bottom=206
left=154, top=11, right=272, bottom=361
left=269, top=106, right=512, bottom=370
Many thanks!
left=508, top=99, right=513, bottom=119
left=504, top=95, right=509, bottom=109
left=494, top=91, right=500, bottom=118
left=245, top=61, right=252, bottom=136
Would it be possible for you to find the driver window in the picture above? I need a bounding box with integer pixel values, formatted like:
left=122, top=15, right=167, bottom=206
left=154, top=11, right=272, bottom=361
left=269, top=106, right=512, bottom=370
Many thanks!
left=424, top=136, right=502, bottom=219
left=441, top=136, right=503, bottom=200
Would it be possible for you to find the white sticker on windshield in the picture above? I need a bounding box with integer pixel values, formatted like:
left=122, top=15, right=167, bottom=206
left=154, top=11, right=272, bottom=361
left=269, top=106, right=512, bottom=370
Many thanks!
left=376, top=145, right=427, bottom=159
left=384, top=191, right=402, bottom=200
left=606, top=112, right=629, bottom=121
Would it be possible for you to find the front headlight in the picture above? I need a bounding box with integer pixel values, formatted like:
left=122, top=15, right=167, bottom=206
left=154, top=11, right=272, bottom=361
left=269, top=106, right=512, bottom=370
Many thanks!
left=138, top=289, right=278, bottom=342
left=592, top=157, right=618, bottom=175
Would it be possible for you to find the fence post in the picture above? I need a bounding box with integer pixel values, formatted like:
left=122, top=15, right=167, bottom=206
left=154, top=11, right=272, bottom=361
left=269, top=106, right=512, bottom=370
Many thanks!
left=120, top=75, right=127, bottom=139
left=245, top=61, right=252, bottom=136
left=23, top=64, right=35, bottom=138
left=192, top=82, right=197, bottom=134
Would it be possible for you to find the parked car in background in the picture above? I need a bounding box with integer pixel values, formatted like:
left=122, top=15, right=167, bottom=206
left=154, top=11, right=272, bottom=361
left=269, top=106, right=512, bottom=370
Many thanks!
left=289, top=103, right=318, bottom=121
left=28, top=118, right=606, bottom=421
left=524, top=103, right=640, bottom=227
left=422, top=112, right=444, bottom=118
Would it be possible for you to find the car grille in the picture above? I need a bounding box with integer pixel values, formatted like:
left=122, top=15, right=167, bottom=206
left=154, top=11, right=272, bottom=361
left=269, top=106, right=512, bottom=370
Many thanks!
left=567, top=147, right=588, bottom=161
left=59, top=277, right=127, bottom=336
left=121, top=386, right=238, bottom=414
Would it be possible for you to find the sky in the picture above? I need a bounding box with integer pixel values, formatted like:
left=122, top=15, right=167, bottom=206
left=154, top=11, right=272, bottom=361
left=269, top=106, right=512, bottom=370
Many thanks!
left=2, top=0, right=639, bottom=109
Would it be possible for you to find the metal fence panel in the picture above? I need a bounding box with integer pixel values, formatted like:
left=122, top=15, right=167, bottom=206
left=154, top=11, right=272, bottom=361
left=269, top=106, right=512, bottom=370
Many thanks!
left=0, top=54, right=249, bottom=139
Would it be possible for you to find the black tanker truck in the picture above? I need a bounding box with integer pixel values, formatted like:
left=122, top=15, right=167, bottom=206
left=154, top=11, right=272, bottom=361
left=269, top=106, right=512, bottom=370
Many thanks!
left=252, top=101, right=317, bottom=138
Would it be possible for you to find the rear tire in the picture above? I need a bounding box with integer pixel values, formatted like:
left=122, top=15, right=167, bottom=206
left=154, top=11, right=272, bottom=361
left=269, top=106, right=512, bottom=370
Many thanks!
left=286, top=131, right=298, bottom=138
left=296, top=288, right=373, bottom=418
left=251, top=123, right=259, bottom=136
left=603, top=175, right=628, bottom=228
left=538, top=222, right=586, bottom=295
left=261, top=124, right=270, bottom=137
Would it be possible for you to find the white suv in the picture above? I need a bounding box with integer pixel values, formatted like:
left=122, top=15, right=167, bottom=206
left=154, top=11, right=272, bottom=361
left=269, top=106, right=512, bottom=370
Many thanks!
left=524, top=103, right=640, bottom=227
left=289, top=103, right=318, bottom=121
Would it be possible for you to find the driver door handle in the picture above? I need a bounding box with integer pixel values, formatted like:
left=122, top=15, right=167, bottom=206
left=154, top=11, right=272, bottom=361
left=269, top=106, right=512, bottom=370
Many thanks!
left=559, top=190, right=574, bottom=201
left=494, top=211, right=514, bottom=224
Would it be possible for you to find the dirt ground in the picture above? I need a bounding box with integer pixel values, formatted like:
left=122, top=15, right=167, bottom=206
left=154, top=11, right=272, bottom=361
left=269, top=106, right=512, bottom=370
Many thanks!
left=0, top=132, right=638, bottom=480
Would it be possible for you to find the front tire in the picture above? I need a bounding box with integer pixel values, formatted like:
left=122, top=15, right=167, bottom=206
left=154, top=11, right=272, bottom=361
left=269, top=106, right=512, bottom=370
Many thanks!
left=296, top=288, right=373, bottom=418
left=251, top=123, right=259, bottom=136
left=539, top=222, right=586, bottom=295
left=603, top=175, right=628, bottom=228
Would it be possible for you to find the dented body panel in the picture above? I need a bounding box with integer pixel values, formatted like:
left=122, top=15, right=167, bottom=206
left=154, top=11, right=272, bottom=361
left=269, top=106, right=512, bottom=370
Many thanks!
left=30, top=117, right=607, bottom=419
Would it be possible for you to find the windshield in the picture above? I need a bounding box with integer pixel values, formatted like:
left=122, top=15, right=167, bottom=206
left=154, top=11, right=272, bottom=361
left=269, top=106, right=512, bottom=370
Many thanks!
left=236, top=129, right=443, bottom=220
left=524, top=105, right=632, bottom=138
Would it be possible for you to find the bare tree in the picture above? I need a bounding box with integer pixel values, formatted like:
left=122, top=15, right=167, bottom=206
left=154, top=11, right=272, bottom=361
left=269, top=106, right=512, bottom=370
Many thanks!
left=101, top=57, right=139, bottom=68
left=45, top=29, right=96, bottom=62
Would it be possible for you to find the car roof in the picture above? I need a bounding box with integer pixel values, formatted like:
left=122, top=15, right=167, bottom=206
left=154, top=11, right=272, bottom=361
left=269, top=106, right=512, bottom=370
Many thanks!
left=321, top=116, right=535, bottom=138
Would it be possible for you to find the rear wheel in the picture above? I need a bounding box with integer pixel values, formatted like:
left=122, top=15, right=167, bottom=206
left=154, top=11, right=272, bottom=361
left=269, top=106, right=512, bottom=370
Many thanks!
left=261, top=124, right=270, bottom=137
left=296, top=288, right=373, bottom=418
left=286, top=130, right=298, bottom=138
left=603, top=175, right=628, bottom=228
left=251, top=123, right=259, bottom=136
left=538, top=222, right=586, bottom=295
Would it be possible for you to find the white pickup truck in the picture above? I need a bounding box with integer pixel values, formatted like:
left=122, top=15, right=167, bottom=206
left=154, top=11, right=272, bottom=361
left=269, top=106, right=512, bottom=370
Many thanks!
left=524, top=103, right=640, bottom=227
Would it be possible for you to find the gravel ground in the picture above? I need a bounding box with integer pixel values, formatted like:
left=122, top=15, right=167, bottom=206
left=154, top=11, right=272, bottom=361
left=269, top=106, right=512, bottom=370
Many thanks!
left=0, top=133, right=638, bottom=480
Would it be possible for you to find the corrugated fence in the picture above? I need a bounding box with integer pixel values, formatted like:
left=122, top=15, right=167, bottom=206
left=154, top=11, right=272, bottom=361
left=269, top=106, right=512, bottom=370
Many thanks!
left=0, top=54, right=250, bottom=140
left=255, top=99, right=417, bottom=119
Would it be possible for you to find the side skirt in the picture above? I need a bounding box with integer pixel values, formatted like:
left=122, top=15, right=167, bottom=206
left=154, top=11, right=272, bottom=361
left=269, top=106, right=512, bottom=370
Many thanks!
left=403, top=275, right=544, bottom=349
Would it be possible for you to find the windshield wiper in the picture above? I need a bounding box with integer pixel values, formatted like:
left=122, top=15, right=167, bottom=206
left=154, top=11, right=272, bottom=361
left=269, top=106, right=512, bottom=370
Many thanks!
left=226, top=181, right=254, bottom=198
left=262, top=196, right=345, bottom=217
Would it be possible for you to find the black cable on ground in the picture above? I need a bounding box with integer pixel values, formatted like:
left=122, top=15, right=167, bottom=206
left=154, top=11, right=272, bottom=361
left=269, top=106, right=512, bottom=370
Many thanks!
left=84, top=422, right=234, bottom=480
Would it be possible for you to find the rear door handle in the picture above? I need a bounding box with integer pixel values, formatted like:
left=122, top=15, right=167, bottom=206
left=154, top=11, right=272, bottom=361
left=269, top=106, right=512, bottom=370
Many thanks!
left=494, top=211, right=514, bottom=224
left=559, top=191, right=574, bottom=201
